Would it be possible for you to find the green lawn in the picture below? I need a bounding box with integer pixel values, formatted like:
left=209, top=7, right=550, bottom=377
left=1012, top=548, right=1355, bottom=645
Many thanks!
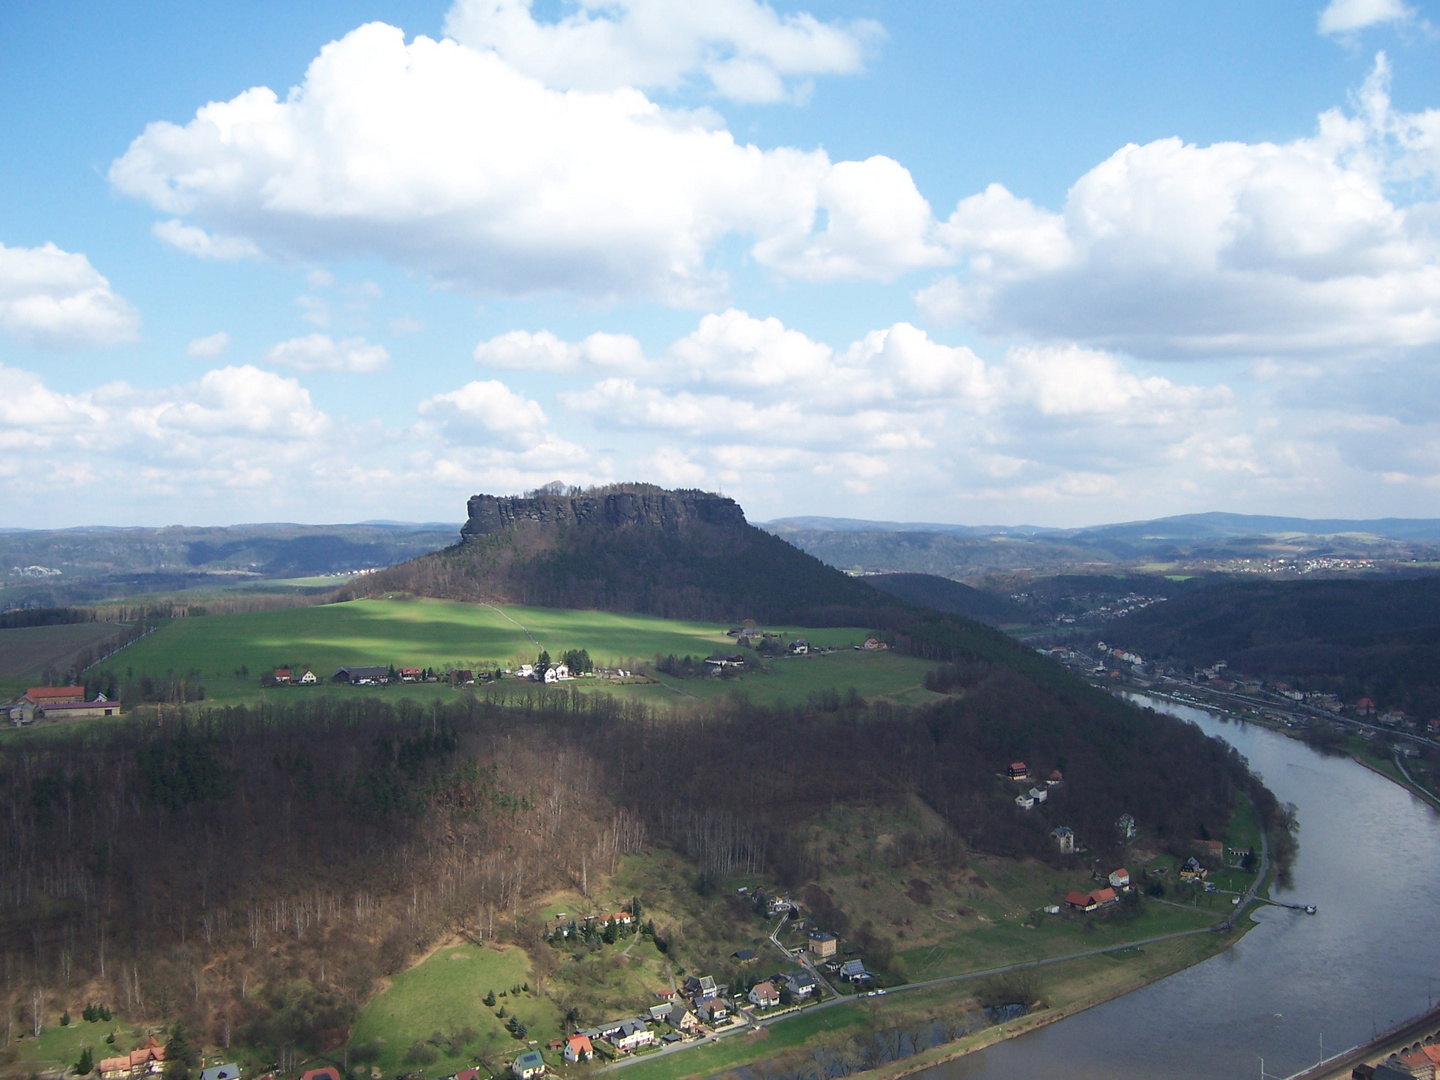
left=107, top=598, right=928, bottom=707
left=349, top=942, right=561, bottom=1077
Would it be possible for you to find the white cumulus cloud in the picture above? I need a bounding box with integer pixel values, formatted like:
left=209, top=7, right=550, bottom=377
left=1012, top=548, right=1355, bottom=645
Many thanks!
left=265, top=333, right=390, bottom=373
left=1318, top=0, right=1415, bottom=35
left=443, top=0, right=882, bottom=104
left=0, top=242, right=139, bottom=349
left=418, top=379, right=555, bottom=448
left=152, top=219, right=261, bottom=260
left=473, top=329, right=646, bottom=373
left=108, top=22, right=938, bottom=305
left=918, top=55, right=1440, bottom=361
left=186, top=331, right=231, bottom=359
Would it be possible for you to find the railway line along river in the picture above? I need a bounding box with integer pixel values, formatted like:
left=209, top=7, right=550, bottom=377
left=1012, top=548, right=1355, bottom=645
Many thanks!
left=916, top=694, right=1440, bottom=1080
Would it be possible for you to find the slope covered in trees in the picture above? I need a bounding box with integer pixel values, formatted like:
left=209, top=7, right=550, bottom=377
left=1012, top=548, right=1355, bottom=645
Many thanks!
left=0, top=672, right=1275, bottom=1061
left=1096, top=576, right=1440, bottom=715
left=865, top=573, right=1028, bottom=628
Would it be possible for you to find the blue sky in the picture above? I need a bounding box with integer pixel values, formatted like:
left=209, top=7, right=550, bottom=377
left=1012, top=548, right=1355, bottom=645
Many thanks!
left=1, top=0, right=1437, bottom=527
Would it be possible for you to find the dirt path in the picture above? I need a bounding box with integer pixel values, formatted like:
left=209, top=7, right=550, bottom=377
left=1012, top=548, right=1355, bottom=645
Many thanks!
left=485, top=603, right=543, bottom=651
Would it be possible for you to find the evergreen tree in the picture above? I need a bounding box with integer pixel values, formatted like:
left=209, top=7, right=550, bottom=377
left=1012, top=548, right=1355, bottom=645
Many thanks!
left=74, top=1048, right=93, bottom=1076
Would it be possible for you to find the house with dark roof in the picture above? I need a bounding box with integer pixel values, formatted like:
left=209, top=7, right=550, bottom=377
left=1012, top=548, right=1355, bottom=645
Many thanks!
left=839, top=959, right=869, bottom=982
left=200, top=1064, right=241, bottom=1080
left=333, top=665, right=389, bottom=684
left=732, top=948, right=757, bottom=963
left=512, top=1050, right=546, bottom=1079
left=808, top=930, right=837, bottom=957
left=783, top=970, right=817, bottom=999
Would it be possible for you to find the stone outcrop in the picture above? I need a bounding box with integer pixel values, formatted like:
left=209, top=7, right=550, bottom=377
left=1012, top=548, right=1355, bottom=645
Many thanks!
left=461, top=488, right=746, bottom=542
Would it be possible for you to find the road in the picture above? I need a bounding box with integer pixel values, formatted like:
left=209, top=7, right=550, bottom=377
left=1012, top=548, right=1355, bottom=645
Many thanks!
left=601, top=922, right=1234, bottom=1073
left=602, top=806, right=1274, bottom=1076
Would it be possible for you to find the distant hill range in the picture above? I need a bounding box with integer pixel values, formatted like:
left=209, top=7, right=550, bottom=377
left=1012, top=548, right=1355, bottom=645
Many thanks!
left=341, top=485, right=889, bottom=624
left=764, top=511, right=1440, bottom=580
left=0, top=522, right=457, bottom=610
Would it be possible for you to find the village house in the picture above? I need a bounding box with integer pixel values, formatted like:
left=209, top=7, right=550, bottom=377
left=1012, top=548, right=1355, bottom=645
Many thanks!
left=1052, top=826, right=1076, bottom=854
left=273, top=669, right=292, bottom=684
left=1179, top=857, right=1208, bottom=882
left=839, top=959, right=869, bottom=982
left=808, top=931, right=837, bottom=958
left=29, top=694, right=121, bottom=721
left=399, top=667, right=423, bottom=682
left=694, top=997, right=729, bottom=1024
left=704, top=654, right=745, bottom=674
left=684, top=974, right=719, bottom=999
left=297, top=669, right=317, bottom=684
left=1109, top=867, right=1131, bottom=889
left=332, top=665, right=388, bottom=685
left=563, top=1034, right=594, bottom=1063
left=783, top=970, right=817, bottom=1000
left=1015, top=792, right=1036, bottom=810
left=666, top=1004, right=699, bottom=1032
left=512, top=1050, right=546, bottom=1079
left=1091, top=886, right=1119, bottom=906
left=1007, top=761, right=1031, bottom=781
left=24, top=685, right=85, bottom=706
left=1046, top=769, right=1064, bottom=786
left=199, top=1064, right=241, bottom=1080
left=100, top=1036, right=168, bottom=1080
left=732, top=948, right=757, bottom=964
left=1028, top=785, right=1048, bottom=803
left=789, top=638, right=809, bottom=655
left=1065, top=890, right=1098, bottom=913
left=748, top=981, right=781, bottom=1008
left=457, top=1069, right=483, bottom=1080
left=301, top=1068, right=340, bottom=1080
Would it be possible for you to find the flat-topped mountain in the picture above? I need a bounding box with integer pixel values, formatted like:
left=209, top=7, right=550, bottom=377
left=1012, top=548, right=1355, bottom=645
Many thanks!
left=342, top=483, right=886, bottom=623
left=461, top=488, right=745, bottom=539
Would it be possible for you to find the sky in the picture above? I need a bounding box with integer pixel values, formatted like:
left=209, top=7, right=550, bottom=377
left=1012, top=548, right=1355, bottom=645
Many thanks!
left=1, top=0, right=1438, bottom=529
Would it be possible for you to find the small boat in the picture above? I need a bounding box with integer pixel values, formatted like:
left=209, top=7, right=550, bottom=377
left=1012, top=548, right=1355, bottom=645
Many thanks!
left=1304, top=905, right=1317, bottom=915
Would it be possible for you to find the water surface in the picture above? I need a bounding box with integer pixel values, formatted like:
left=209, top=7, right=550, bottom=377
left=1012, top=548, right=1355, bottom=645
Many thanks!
left=918, top=695, right=1440, bottom=1080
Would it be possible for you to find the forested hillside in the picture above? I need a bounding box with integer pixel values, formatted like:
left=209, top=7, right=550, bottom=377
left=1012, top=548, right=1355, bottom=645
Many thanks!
left=1097, top=576, right=1440, bottom=715
left=865, top=573, right=1028, bottom=627
left=0, top=675, right=1277, bottom=1062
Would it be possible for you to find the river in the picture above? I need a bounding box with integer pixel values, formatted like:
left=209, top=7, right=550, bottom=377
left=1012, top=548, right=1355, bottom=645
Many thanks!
left=917, top=695, right=1440, bottom=1080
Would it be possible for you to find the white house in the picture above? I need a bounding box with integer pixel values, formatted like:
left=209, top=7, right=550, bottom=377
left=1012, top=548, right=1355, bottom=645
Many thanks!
left=1015, top=793, right=1036, bottom=810
left=748, top=981, right=780, bottom=1008
left=563, top=1035, right=593, bottom=1063
left=1052, top=826, right=1075, bottom=854
left=1028, top=785, right=1048, bottom=803
left=1109, top=868, right=1131, bottom=889
left=611, top=1020, right=653, bottom=1052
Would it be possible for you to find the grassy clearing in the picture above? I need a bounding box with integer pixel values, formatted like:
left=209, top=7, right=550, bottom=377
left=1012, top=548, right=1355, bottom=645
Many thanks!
left=349, top=942, right=561, bottom=1077
left=6, top=1016, right=148, bottom=1075
left=108, top=598, right=925, bottom=707
left=0, top=621, right=132, bottom=694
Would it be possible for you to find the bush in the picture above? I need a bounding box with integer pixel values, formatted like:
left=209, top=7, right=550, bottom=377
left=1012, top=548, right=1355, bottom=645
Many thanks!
left=403, top=1042, right=439, bottom=1067
left=349, top=1041, right=382, bottom=1065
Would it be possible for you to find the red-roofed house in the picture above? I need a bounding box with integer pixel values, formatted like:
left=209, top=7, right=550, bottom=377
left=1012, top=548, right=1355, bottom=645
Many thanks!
left=610, top=911, right=632, bottom=925
left=273, top=669, right=292, bottom=684
left=457, top=1069, right=483, bottom=1080
left=1091, top=887, right=1119, bottom=906
left=1109, top=868, right=1131, bottom=889
left=399, top=667, right=423, bottom=682
left=302, top=1067, right=341, bottom=1080
left=101, top=1035, right=168, bottom=1079
left=1008, top=761, right=1030, bottom=781
left=25, top=686, right=85, bottom=705
left=1065, top=891, right=1097, bottom=912
left=564, top=1035, right=594, bottom=1063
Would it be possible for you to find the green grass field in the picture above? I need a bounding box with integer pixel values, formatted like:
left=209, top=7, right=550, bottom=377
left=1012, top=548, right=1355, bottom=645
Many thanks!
left=0, top=621, right=132, bottom=696
left=108, top=598, right=934, bottom=707
left=349, top=942, right=561, bottom=1076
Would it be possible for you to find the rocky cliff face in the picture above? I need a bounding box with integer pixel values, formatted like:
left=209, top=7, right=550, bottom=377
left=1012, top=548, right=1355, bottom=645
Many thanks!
left=461, top=488, right=746, bottom=541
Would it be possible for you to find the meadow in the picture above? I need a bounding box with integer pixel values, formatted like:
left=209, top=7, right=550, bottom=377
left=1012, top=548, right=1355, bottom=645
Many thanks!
left=348, top=942, right=561, bottom=1077
left=108, top=598, right=936, bottom=707
left=0, top=621, right=132, bottom=697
